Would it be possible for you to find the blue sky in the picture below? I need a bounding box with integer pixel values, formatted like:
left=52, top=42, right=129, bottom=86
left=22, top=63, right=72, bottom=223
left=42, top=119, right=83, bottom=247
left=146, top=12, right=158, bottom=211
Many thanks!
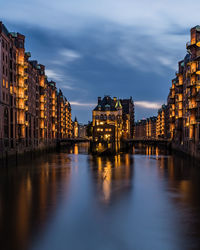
left=1, top=0, right=198, bottom=123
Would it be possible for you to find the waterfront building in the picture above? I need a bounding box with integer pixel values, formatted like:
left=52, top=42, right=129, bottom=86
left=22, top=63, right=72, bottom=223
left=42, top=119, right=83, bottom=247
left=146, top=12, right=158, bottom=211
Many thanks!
left=156, top=104, right=168, bottom=139
left=146, top=116, right=157, bottom=138
left=73, top=117, right=78, bottom=138
left=0, top=23, right=18, bottom=149
left=92, top=96, right=124, bottom=142
left=0, top=22, right=72, bottom=157
left=78, top=124, right=88, bottom=138
left=134, top=116, right=157, bottom=139
left=134, top=119, right=147, bottom=138
left=165, top=25, right=200, bottom=156
left=120, top=97, right=135, bottom=139
left=166, top=26, right=200, bottom=154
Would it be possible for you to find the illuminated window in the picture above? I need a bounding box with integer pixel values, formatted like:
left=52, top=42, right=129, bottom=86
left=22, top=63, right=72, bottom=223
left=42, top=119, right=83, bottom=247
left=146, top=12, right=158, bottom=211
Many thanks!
left=2, top=79, right=5, bottom=87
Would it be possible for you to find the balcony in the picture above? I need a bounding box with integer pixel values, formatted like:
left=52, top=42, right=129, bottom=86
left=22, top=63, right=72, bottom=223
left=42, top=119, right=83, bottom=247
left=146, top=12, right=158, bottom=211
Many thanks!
left=188, top=89, right=198, bottom=98
left=40, top=96, right=45, bottom=102
left=18, top=119, right=25, bottom=125
left=40, top=105, right=45, bottom=111
left=190, top=120, right=197, bottom=125
left=24, top=63, right=28, bottom=70
left=187, top=103, right=197, bottom=110
left=187, top=80, right=200, bottom=88
left=17, top=93, right=24, bottom=99
left=18, top=104, right=25, bottom=109
left=17, top=73, right=24, bottom=79
left=186, top=40, right=198, bottom=49
left=24, top=73, right=28, bottom=80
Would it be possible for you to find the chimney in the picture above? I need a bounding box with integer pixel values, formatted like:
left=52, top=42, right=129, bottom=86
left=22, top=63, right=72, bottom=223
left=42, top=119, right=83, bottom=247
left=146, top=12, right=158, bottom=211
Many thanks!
left=98, top=97, right=101, bottom=105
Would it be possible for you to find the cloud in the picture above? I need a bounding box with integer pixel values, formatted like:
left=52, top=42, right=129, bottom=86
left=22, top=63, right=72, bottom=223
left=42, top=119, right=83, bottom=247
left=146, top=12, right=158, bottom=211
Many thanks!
left=61, top=85, right=74, bottom=90
left=2, top=0, right=197, bottom=122
left=70, top=101, right=95, bottom=107
left=135, top=101, right=162, bottom=109
left=60, top=49, right=81, bottom=62
left=45, top=69, right=63, bottom=82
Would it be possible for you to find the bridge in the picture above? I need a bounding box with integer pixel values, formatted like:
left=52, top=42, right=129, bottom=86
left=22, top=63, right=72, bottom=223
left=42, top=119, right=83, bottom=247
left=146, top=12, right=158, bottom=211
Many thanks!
left=58, top=138, right=90, bottom=146
left=123, top=138, right=171, bottom=148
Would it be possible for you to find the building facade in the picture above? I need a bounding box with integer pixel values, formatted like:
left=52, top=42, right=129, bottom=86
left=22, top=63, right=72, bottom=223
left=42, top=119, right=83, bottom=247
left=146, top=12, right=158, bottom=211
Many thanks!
left=0, top=22, right=73, bottom=157
left=120, top=97, right=135, bottom=139
left=167, top=25, right=200, bottom=156
left=92, top=96, right=124, bottom=142
left=134, top=116, right=157, bottom=139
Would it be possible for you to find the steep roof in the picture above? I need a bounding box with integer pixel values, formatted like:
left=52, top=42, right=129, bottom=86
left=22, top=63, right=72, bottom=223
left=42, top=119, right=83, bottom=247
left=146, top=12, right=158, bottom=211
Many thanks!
left=93, top=95, right=118, bottom=111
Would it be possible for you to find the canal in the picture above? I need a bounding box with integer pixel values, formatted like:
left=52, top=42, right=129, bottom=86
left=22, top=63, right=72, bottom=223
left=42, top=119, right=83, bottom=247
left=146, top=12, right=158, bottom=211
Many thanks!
left=1, top=143, right=200, bottom=250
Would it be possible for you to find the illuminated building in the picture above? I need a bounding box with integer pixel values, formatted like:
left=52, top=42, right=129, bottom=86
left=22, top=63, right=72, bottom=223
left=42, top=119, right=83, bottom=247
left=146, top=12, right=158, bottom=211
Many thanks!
left=26, top=58, right=39, bottom=146
left=57, top=90, right=72, bottom=139
left=120, top=97, right=135, bottom=139
left=0, top=22, right=18, bottom=149
left=156, top=104, right=168, bottom=139
left=37, top=64, right=46, bottom=140
left=166, top=25, right=200, bottom=157
left=48, top=81, right=57, bottom=140
left=146, top=116, right=157, bottom=138
left=167, top=79, right=176, bottom=139
left=134, top=119, right=147, bottom=138
left=92, top=96, right=123, bottom=142
left=73, top=117, right=78, bottom=138
left=0, top=22, right=72, bottom=156
left=134, top=116, right=156, bottom=139
left=14, top=32, right=26, bottom=141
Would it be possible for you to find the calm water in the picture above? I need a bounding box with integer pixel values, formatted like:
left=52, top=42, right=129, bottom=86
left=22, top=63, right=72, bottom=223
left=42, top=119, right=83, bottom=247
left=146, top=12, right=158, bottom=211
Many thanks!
left=1, top=143, right=200, bottom=250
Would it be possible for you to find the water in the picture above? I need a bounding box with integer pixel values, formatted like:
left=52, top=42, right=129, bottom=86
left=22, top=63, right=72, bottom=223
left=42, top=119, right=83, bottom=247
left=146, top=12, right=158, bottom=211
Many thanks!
left=1, top=143, right=200, bottom=250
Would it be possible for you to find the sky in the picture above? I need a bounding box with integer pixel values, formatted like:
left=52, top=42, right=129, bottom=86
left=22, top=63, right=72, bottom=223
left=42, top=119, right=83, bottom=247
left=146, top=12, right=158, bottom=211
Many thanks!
left=1, top=0, right=199, bottom=123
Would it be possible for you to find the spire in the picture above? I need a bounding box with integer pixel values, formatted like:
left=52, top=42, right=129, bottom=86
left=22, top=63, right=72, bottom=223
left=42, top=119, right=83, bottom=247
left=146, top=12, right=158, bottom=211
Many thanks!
left=115, top=99, right=122, bottom=109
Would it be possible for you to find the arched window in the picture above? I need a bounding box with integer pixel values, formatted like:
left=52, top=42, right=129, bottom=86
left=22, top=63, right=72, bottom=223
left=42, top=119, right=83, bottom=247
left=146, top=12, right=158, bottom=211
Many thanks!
left=4, top=108, right=9, bottom=138
left=100, top=114, right=104, bottom=120
left=108, top=115, right=112, bottom=120
left=104, top=115, right=107, bottom=120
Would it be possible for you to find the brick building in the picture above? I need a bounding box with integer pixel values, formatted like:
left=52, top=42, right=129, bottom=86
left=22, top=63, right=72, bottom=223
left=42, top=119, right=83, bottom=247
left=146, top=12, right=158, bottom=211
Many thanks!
left=0, top=22, right=73, bottom=157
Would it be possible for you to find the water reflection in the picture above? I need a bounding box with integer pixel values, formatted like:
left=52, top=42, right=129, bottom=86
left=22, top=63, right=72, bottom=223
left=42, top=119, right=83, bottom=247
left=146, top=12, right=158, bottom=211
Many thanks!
left=0, top=153, right=72, bottom=250
left=0, top=144, right=200, bottom=249
left=89, top=154, right=134, bottom=204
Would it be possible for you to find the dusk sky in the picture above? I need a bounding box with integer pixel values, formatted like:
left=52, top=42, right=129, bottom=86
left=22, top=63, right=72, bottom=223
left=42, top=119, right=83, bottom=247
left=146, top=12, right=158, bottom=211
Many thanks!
left=1, top=0, right=199, bottom=123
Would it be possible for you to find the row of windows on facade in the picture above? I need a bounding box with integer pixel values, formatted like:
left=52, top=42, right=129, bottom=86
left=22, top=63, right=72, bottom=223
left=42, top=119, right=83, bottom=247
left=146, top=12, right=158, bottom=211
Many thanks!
left=1, top=37, right=18, bottom=58
left=2, top=92, right=10, bottom=103
left=97, top=128, right=112, bottom=132
left=95, top=114, right=121, bottom=120
left=1, top=38, right=9, bottom=51
left=2, top=67, right=17, bottom=82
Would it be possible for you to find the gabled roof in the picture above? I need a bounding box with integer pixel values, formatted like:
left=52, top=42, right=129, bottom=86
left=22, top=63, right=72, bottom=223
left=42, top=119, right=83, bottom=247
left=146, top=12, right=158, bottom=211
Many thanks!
left=93, top=95, right=118, bottom=111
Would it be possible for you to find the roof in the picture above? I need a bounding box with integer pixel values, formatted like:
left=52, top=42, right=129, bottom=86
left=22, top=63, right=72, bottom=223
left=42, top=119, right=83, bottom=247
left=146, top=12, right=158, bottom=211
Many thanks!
left=93, top=95, right=119, bottom=111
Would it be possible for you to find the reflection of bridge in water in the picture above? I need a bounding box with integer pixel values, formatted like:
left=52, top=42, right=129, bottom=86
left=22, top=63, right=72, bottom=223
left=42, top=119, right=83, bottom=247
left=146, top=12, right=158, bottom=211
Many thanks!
left=90, top=138, right=171, bottom=155
left=125, top=138, right=171, bottom=147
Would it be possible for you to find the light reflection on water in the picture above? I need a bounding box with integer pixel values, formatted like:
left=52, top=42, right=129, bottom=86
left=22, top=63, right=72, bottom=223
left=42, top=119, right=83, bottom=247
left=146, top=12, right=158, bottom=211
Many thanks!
left=0, top=143, right=200, bottom=250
